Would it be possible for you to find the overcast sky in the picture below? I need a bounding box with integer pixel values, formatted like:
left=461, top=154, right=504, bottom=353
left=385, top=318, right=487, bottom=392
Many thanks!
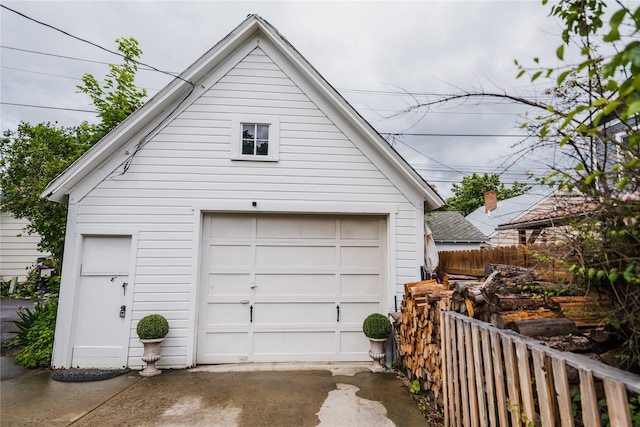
left=1, top=1, right=619, bottom=198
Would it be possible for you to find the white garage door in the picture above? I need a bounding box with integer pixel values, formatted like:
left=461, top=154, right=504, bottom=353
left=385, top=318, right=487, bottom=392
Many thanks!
left=197, top=213, right=387, bottom=363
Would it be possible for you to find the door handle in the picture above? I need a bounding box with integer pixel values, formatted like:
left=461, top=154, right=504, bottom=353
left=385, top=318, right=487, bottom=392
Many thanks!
left=336, top=304, right=340, bottom=322
left=119, top=305, right=126, bottom=318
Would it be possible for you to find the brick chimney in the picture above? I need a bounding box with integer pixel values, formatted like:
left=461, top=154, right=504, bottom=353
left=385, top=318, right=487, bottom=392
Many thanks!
left=484, top=190, right=497, bottom=213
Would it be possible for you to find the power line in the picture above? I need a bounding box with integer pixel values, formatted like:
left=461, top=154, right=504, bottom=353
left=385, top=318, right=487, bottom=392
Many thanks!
left=0, top=4, right=192, bottom=86
left=0, top=102, right=96, bottom=113
left=0, top=45, right=178, bottom=73
left=383, top=132, right=529, bottom=138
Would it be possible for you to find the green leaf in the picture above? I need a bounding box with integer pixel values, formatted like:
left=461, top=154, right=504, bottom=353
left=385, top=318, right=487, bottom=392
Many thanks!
left=603, top=101, right=621, bottom=116
left=532, top=71, right=543, bottom=81
left=556, top=45, right=564, bottom=60
left=557, top=70, right=571, bottom=85
left=624, top=100, right=640, bottom=119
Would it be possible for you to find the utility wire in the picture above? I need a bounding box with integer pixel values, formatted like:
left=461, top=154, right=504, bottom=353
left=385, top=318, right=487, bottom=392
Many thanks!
left=0, top=45, right=178, bottom=73
left=0, top=4, right=193, bottom=87
left=0, top=102, right=96, bottom=113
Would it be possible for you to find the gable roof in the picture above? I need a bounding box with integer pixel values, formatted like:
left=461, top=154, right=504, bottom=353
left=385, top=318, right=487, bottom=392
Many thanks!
left=42, top=14, right=444, bottom=211
left=426, top=211, right=487, bottom=243
left=466, top=188, right=555, bottom=237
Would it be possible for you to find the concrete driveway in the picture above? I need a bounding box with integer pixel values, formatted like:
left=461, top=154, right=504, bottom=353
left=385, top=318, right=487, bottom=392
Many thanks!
left=1, top=299, right=427, bottom=426
left=1, top=363, right=427, bottom=426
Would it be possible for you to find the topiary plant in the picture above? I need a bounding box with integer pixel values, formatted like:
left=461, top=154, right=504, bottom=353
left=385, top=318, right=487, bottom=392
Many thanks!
left=362, top=313, right=391, bottom=339
left=136, top=314, right=169, bottom=340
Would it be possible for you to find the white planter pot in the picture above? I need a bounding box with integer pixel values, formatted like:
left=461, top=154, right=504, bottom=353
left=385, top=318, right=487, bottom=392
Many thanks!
left=367, top=338, right=388, bottom=373
left=139, top=338, right=164, bottom=377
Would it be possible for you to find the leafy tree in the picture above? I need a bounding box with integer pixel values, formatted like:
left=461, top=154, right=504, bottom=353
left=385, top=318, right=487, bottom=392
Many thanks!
left=403, top=0, right=639, bottom=367
left=445, top=173, right=531, bottom=216
left=0, top=123, right=94, bottom=266
left=77, top=37, right=147, bottom=139
left=0, top=37, right=147, bottom=267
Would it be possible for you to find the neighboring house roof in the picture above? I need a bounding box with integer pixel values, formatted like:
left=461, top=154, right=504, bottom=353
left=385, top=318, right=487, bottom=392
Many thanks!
left=41, top=14, right=444, bottom=211
left=466, top=188, right=555, bottom=238
left=496, top=197, right=594, bottom=230
left=426, top=211, right=487, bottom=243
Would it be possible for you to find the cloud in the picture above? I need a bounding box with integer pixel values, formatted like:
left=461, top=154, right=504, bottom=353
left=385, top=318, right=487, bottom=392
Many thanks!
left=0, top=1, right=573, bottom=197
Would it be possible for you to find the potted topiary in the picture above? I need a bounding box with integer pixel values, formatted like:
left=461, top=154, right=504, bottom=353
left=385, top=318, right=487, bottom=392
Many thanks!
left=362, top=313, right=392, bottom=373
left=136, top=314, right=169, bottom=377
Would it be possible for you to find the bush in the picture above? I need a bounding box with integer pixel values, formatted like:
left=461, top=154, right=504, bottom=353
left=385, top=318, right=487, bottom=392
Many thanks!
left=0, top=267, right=41, bottom=299
left=136, top=314, right=169, bottom=340
left=362, top=313, right=392, bottom=339
left=13, top=299, right=57, bottom=368
left=3, top=303, right=41, bottom=348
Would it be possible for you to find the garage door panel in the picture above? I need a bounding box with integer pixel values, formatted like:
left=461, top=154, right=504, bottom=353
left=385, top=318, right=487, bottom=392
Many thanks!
left=255, top=274, right=336, bottom=296
left=257, top=216, right=336, bottom=239
left=256, top=245, right=335, bottom=267
left=339, top=302, right=381, bottom=324
left=341, top=274, right=380, bottom=296
left=210, top=245, right=252, bottom=267
left=255, top=302, right=335, bottom=325
left=207, top=274, right=251, bottom=296
left=341, top=217, right=380, bottom=239
left=340, top=331, right=370, bottom=353
left=206, top=303, right=250, bottom=325
left=202, top=332, right=249, bottom=356
left=210, top=216, right=253, bottom=238
left=340, top=246, right=380, bottom=267
left=253, top=331, right=335, bottom=355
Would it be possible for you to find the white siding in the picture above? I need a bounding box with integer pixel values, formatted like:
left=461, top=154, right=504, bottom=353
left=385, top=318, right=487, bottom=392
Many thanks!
left=67, top=42, right=423, bottom=368
left=0, top=212, right=46, bottom=281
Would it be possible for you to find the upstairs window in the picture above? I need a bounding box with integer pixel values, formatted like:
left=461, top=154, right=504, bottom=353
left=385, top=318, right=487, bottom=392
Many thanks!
left=231, top=115, right=280, bottom=161
left=242, top=124, right=269, bottom=156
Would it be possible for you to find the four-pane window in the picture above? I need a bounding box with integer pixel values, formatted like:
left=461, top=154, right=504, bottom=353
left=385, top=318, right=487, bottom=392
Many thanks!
left=242, top=124, right=269, bottom=156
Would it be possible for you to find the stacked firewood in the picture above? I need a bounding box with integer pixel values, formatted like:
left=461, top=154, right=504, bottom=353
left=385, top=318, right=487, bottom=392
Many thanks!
left=394, top=264, right=618, bottom=409
left=395, top=279, right=452, bottom=408
left=448, top=264, right=616, bottom=353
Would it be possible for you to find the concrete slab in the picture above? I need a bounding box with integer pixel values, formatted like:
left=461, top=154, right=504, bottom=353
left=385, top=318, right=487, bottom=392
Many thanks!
left=1, top=366, right=427, bottom=426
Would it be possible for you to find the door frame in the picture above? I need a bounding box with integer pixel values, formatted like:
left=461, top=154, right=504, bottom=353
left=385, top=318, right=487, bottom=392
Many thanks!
left=54, top=227, right=139, bottom=368
left=188, top=200, right=399, bottom=366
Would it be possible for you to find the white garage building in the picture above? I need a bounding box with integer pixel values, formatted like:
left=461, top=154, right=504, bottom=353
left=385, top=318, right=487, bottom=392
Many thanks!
left=44, top=15, right=444, bottom=369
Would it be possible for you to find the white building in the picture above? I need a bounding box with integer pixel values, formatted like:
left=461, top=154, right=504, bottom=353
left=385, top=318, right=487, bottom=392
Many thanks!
left=0, top=210, right=45, bottom=282
left=43, top=15, right=443, bottom=369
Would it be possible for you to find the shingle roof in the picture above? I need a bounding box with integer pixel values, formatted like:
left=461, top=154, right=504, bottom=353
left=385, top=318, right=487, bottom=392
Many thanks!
left=465, top=188, right=555, bottom=237
left=426, top=211, right=488, bottom=243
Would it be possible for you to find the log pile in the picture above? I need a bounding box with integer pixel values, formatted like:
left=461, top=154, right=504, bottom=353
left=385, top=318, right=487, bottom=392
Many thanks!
left=395, top=264, right=618, bottom=411
left=395, top=279, right=452, bottom=408
left=446, top=264, right=616, bottom=353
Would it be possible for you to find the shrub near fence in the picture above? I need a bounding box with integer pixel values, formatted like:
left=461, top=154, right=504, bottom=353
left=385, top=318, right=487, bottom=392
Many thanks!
left=441, top=311, right=640, bottom=427
left=438, top=244, right=567, bottom=279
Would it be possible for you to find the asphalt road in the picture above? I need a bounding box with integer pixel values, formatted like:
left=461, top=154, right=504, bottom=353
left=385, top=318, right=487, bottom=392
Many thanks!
left=1, top=298, right=34, bottom=346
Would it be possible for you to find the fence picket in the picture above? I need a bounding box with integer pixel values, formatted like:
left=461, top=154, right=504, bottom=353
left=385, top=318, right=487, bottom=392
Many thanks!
left=490, top=330, right=510, bottom=426
left=457, top=320, right=471, bottom=427
left=441, top=311, right=450, bottom=427
left=464, top=322, right=479, bottom=427
left=516, top=341, right=535, bottom=426
left=579, top=368, right=601, bottom=427
left=480, top=327, right=497, bottom=427
left=502, top=337, right=521, bottom=425
left=551, top=357, right=575, bottom=427
left=602, top=378, right=632, bottom=427
left=532, top=349, right=557, bottom=427
left=471, top=323, right=489, bottom=427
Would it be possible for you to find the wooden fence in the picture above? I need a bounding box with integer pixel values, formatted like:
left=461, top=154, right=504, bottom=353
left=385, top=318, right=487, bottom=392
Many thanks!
left=441, top=311, right=640, bottom=427
left=438, top=245, right=566, bottom=278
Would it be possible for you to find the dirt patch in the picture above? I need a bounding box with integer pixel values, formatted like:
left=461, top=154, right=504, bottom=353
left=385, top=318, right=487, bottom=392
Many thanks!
left=398, top=374, right=444, bottom=427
